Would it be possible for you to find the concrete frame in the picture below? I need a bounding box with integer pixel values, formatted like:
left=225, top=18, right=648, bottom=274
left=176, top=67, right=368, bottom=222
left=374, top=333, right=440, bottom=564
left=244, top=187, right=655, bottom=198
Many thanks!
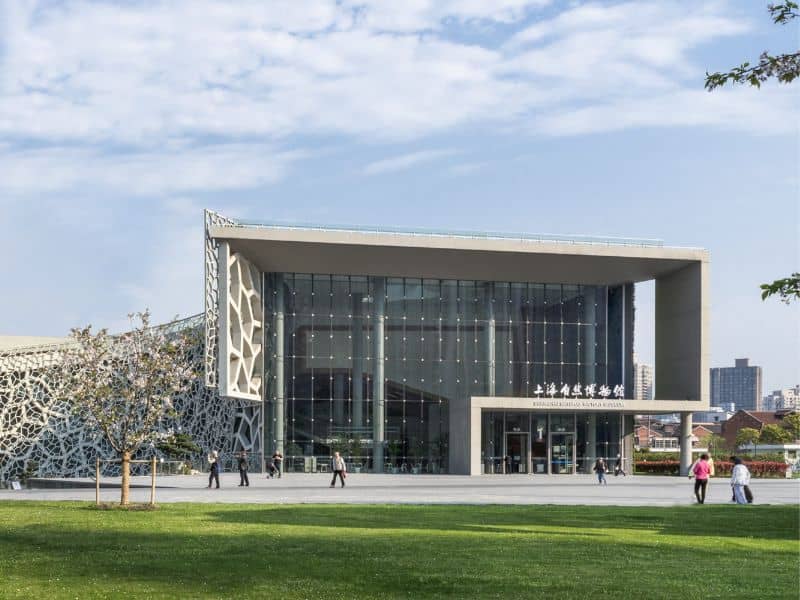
left=209, top=220, right=710, bottom=475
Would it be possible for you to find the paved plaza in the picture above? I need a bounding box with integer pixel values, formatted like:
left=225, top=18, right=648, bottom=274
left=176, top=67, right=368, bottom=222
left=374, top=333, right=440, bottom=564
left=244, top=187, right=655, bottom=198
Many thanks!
left=2, top=474, right=798, bottom=506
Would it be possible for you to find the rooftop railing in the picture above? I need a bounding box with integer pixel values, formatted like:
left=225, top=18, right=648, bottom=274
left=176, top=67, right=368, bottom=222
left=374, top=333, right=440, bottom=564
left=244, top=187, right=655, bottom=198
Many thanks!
left=230, top=219, right=665, bottom=248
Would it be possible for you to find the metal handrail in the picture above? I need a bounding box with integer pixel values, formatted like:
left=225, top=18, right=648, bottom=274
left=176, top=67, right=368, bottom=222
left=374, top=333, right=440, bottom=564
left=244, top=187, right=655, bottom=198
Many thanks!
left=228, top=219, right=667, bottom=248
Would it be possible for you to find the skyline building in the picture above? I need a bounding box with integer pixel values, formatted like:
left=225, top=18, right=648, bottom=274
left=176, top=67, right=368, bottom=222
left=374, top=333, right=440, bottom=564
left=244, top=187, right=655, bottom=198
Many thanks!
left=633, top=355, right=654, bottom=401
left=710, top=358, right=762, bottom=411
left=762, top=385, right=800, bottom=411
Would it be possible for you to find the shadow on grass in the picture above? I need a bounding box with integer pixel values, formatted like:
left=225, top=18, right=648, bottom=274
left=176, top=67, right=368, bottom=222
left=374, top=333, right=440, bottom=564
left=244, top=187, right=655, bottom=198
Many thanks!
left=206, top=504, right=800, bottom=541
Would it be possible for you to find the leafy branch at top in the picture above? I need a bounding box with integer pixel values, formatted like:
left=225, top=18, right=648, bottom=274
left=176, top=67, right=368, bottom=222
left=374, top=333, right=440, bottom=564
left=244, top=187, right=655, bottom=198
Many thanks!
left=705, top=2, right=799, bottom=90
left=760, top=273, right=800, bottom=304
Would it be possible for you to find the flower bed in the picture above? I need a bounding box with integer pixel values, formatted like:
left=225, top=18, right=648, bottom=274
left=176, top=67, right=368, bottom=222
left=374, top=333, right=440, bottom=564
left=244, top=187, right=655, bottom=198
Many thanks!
left=634, top=460, right=789, bottom=477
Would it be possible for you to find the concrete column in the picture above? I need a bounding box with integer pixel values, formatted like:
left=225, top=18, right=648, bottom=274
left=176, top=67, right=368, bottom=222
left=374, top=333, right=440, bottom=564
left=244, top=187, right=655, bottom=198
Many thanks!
left=622, top=414, right=635, bottom=474
left=680, top=412, right=693, bottom=475
left=352, top=293, right=364, bottom=429
left=372, top=277, right=386, bottom=473
left=274, top=274, right=285, bottom=455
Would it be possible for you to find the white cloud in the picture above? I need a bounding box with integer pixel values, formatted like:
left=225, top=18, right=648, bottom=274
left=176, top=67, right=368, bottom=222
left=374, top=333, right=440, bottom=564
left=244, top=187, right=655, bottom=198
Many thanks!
left=0, top=0, right=796, bottom=196
left=363, top=149, right=455, bottom=175
left=0, top=144, right=301, bottom=195
left=536, top=87, right=799, bottom=136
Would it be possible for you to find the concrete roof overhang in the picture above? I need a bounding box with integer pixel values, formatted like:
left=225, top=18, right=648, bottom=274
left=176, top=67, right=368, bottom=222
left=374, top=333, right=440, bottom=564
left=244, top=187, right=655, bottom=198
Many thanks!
left=209, top=225, right=708, bottom=285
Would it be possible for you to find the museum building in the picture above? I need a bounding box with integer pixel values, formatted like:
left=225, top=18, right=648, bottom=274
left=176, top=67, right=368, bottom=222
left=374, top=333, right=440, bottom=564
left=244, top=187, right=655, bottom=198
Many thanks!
left=207, top=211, right=710, bottom=476
left=0, top=210, right=709, bottom=480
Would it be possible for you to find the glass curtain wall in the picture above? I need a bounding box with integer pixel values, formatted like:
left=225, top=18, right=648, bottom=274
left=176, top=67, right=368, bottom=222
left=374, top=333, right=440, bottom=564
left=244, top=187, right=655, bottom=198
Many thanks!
left=265, top=274, right=620, bottom=473
left=482, top=411, right=623, bottom=475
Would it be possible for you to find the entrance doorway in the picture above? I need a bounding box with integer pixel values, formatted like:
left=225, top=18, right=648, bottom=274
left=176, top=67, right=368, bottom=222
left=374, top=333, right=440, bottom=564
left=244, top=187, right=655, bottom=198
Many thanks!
left=550, top=433, right=575, bottom=474
left=505, top=433, right=529, bottom=474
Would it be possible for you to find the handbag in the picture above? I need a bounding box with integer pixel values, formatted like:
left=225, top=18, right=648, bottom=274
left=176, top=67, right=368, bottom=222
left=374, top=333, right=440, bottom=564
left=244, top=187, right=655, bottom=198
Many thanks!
left=744, top=485, right=753, bottom=503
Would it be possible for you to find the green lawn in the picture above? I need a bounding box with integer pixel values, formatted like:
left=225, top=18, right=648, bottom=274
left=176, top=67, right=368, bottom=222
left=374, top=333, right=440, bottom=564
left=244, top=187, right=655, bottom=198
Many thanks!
left=0, top=502, right=797, bottom=599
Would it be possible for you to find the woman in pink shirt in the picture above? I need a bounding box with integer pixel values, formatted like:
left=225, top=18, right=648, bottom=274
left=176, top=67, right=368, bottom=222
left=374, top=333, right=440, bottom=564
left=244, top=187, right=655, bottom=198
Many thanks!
left=691, top=453, right=712, bottom=504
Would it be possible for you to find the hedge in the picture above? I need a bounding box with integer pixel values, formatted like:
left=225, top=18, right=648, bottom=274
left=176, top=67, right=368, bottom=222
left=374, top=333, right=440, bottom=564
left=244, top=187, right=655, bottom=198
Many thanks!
left=634, top=460, right=789, bottom=477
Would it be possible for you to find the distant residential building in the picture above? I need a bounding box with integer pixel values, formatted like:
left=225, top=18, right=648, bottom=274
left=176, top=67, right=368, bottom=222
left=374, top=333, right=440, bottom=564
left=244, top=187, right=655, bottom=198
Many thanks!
left=710, top=358, right=762, bottom=411
left=634, top=423, right=711, bottom=451
left=633, top=357, right=654, bottom=401
left=763, top=386, right=800, bottom=411
left=720, top=409, right=798, bottom=449
left=692, top=425, right=714, bottom=446
left=634, top=425, right=661, bottom=448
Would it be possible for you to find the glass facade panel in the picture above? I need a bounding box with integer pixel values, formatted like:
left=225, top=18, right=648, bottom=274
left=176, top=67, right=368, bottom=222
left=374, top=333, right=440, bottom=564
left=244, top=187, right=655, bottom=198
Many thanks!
left=481, top=411, right=623, bottom=475
left=267, top=273, right=624, bottom=472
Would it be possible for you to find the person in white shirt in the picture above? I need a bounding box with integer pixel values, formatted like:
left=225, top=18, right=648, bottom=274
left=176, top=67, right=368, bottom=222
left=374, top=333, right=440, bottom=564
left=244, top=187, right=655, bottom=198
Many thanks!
left=330, top=451, right=346, bottom=488
left=730, top=457, right=751, bottom=504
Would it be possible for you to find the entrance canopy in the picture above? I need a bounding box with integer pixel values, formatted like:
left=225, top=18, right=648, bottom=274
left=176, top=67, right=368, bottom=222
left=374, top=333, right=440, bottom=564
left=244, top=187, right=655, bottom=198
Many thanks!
left=467, top=397, right=704, bottom=476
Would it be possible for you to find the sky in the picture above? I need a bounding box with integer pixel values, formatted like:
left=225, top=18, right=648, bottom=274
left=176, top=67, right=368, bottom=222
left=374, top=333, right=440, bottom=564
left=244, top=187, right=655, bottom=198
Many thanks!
left=0, top=0, right=797, bottom=392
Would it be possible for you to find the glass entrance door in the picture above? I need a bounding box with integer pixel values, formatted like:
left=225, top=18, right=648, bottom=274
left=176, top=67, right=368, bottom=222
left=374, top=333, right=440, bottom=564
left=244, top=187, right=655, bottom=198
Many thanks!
left=505, top=433, right=529, bottom=474
left=550, top=433, right=575, bottom=474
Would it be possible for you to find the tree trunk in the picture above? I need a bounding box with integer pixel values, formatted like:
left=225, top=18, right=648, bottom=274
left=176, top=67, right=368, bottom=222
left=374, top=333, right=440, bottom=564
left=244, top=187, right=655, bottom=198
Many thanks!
left=121, top=451, right=131, bottom=506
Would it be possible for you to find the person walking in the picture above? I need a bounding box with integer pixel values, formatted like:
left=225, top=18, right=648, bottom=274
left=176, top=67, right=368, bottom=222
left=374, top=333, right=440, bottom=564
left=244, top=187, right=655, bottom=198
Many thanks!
left=614, top=454, right=627, bottom=476
left=330, top=451, right=346, bottom=488
left=731, top=457, right=751, bottom=505
left=207, top=450, right=221, bottom=489
left=237, top=450, right=249, bottom=487
left=593, top=457, right=608, bottom=485
left=690, top=453, right=711, bottom=504
left=272, top=450, right=283, bottom=478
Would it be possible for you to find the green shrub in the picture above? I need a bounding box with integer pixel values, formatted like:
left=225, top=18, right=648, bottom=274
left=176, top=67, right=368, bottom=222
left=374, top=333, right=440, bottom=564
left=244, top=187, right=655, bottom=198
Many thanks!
left=634, top=460, right=789, bottom=477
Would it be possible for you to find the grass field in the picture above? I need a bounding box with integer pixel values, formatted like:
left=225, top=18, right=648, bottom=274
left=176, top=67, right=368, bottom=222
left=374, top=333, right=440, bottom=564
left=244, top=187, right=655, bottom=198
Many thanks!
left=0, top=502, right=797, bottom=599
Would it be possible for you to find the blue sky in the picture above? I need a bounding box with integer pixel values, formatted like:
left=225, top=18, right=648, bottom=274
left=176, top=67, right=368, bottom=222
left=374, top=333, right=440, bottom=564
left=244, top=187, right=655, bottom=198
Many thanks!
left=0, top=0, right=797, bottom=391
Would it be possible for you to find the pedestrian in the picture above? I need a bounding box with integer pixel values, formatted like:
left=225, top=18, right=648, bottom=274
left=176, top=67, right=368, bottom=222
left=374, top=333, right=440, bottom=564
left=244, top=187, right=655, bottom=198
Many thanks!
left=614, top=454, right=627, bottom=476
left=731, top=457, right=751, bottom=505
left=272, top=450, right=283, bottom=478
left=330, top=451, right=346, bottom=488
left=237, top=450, right=249, bottom=487
left=593, top=457, right=607, bottom=485
left=207, top=450, right=221, bottom=489
left=690, top=453, right=711, bottom=504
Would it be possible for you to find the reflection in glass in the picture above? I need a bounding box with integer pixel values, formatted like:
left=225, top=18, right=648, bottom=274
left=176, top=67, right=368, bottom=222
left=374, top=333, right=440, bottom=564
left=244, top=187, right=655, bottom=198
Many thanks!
left=267, top=273, right=622, bottom=473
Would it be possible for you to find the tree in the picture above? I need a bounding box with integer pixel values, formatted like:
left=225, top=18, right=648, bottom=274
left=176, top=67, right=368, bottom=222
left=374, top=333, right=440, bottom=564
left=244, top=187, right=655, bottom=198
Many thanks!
left=735, top=427, right=761, bottom=455
left=707, top=433, right=730, bottom=458
left=782, top=412, right=800, bottom=440
left=705, top=3, right=800, bottom=90
left=705, top=3, right=799, bottom=304
left=61, top=311, right=198, bottom=505
left=760, top=273, right=800, bottom=304
left=156, top=432, right=201, bottom=459
left=759, top=424, right=793, bottom=444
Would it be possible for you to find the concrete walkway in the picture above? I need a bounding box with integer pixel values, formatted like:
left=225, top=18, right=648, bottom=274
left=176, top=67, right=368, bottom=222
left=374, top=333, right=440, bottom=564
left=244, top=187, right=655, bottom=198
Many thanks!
left=2, top=473, right=798, bottom=506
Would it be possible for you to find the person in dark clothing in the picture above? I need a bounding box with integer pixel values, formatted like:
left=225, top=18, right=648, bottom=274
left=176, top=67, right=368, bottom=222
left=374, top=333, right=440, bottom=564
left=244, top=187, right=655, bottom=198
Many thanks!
left=614, top=454, right=627, bottom=476
left=237, top=450, right=249, bottom=487
left=593, top=458, right=607, bottom=485
left=207, top=450, right=220, bottom=489
left=272, top=450, right=283, bottom=478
